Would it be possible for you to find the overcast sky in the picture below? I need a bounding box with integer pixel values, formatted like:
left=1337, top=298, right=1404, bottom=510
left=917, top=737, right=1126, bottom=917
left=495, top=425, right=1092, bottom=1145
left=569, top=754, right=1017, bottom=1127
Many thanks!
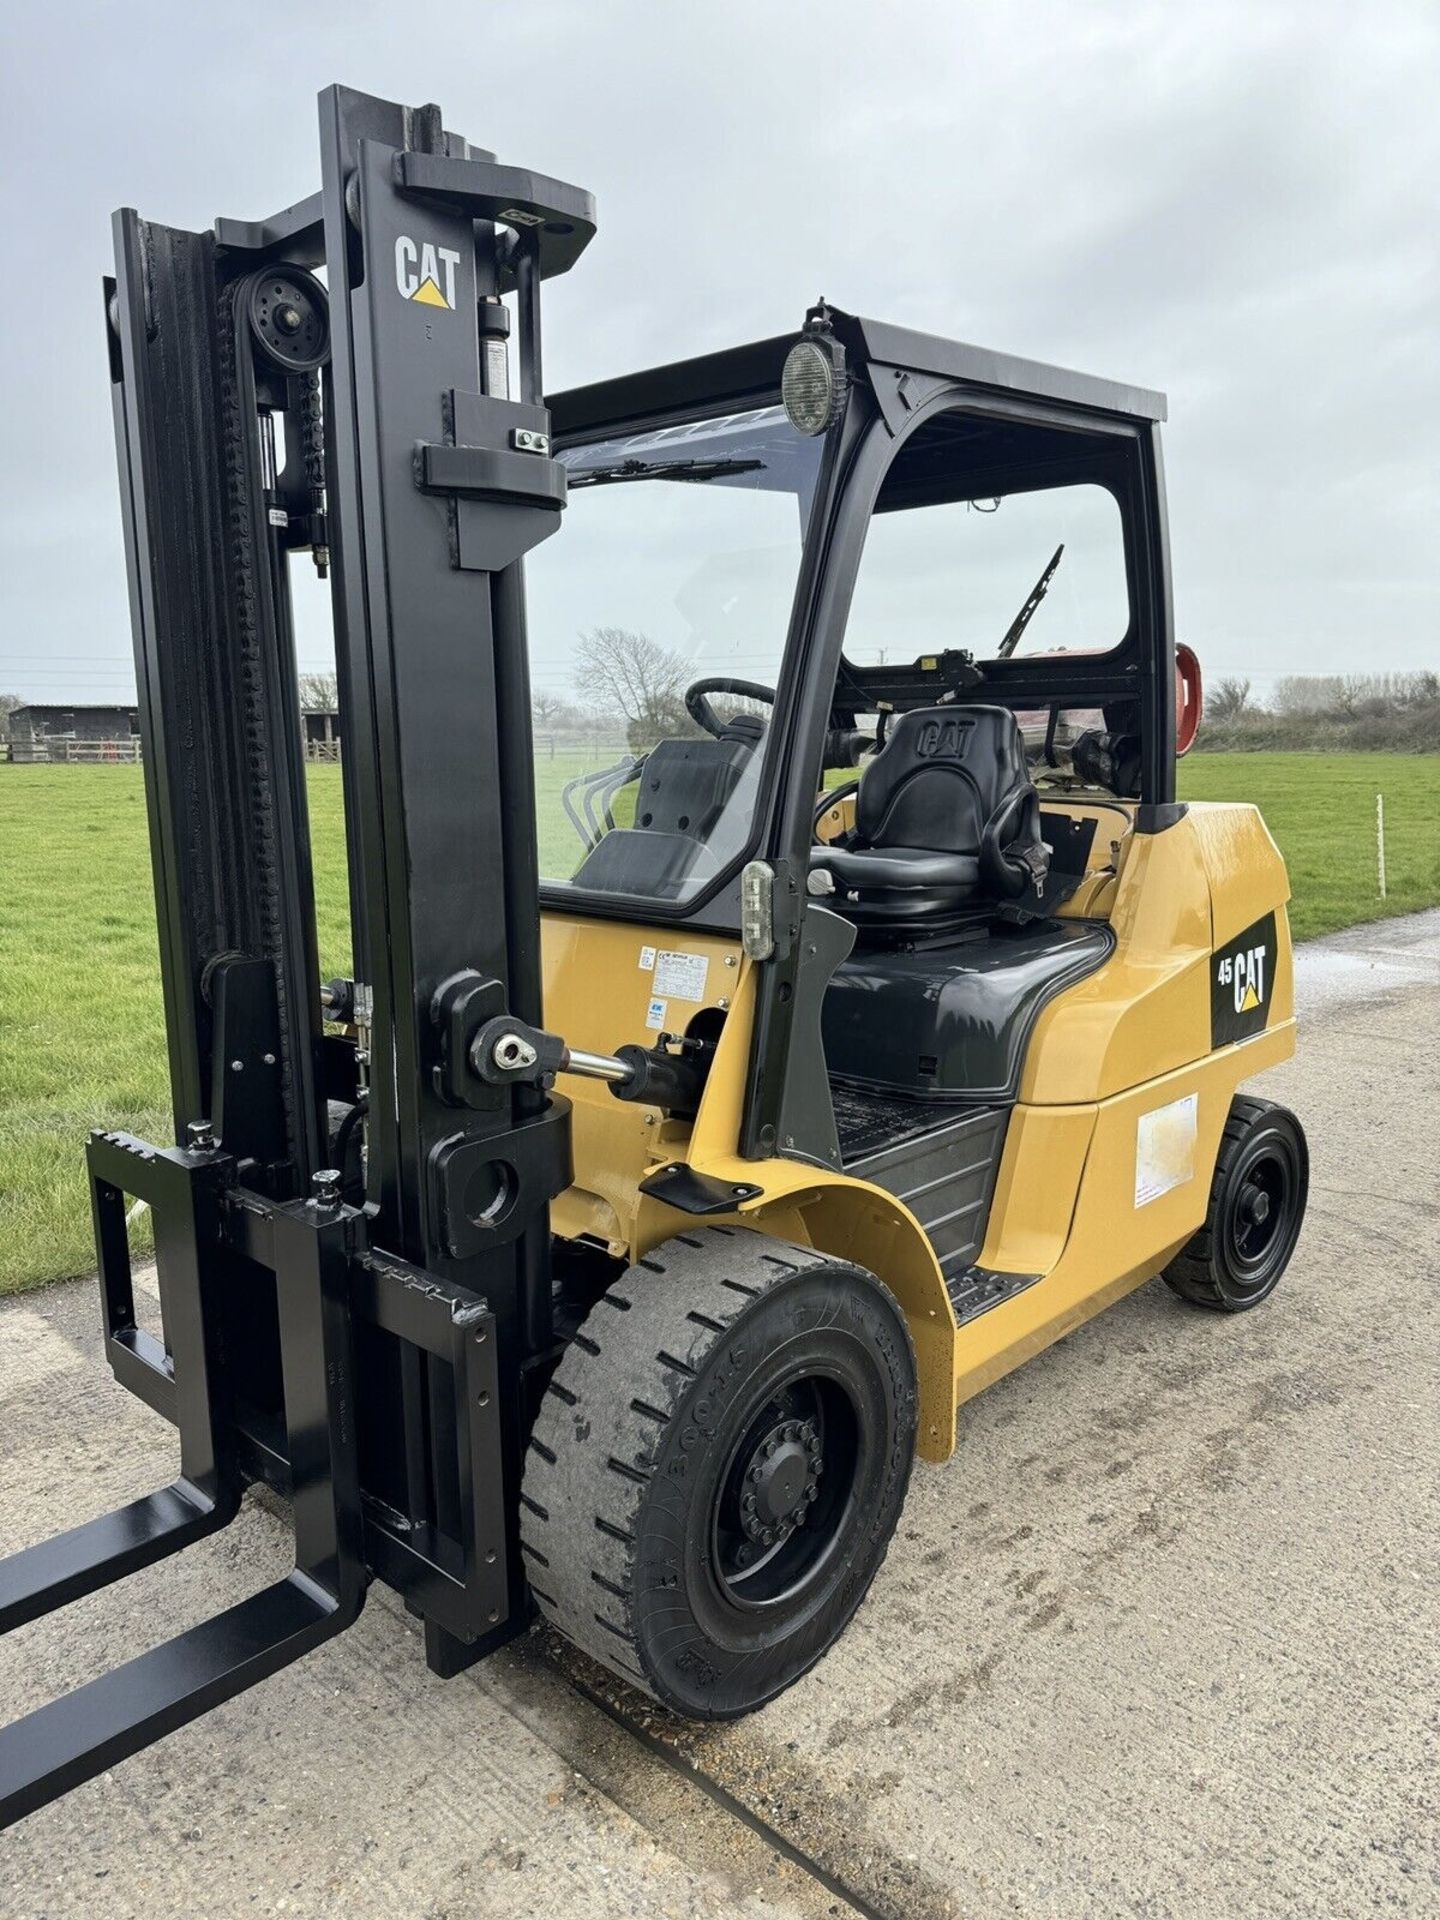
left=1, top=0, right=1434, bottom=708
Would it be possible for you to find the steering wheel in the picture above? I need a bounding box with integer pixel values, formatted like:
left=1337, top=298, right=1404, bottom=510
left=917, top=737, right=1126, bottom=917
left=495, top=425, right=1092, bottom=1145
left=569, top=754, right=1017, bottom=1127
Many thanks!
left=685, top=676, right=776, bottom=739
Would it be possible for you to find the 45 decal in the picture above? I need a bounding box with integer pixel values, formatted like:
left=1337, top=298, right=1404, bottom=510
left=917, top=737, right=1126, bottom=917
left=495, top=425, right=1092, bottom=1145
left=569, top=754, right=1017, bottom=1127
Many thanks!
left=1210, top=910, right=1277, bottom=1047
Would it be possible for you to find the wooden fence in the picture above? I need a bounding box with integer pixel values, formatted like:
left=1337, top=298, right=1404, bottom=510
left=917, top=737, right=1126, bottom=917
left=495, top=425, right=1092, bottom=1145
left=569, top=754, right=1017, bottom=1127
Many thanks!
left=6, top=737, right=143, bottom=764
left=5, top=737, right=348, bottom=765
left=6, top=734, right=629, bottom=766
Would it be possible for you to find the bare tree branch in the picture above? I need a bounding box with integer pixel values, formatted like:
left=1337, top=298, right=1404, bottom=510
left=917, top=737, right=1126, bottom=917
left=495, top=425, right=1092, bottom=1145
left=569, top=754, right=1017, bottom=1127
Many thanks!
left=1208, top=676, right=1252, bottom=722
left=574, top=627, right=697, bottom=750
left=297, top=671, right=338, bottom=712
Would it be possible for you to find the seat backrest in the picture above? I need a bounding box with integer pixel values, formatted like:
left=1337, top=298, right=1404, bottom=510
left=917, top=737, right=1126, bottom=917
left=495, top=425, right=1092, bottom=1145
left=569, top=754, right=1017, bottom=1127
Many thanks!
left=856, top=705, right=1033, bottom=855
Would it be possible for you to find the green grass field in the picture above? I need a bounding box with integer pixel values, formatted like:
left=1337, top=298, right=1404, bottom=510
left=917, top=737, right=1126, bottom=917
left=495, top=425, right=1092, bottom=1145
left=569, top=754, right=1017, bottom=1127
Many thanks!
left=2, top=752, right=1436, bottom=1295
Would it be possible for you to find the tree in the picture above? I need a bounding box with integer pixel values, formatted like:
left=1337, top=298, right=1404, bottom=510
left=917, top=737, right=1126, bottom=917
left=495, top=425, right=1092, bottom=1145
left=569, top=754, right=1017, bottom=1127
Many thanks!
left=532, top=689, right=588, bottom=731
left=1207, top=676, right=1252, bottom=722
left=297, top=671, right=338, bottom=712
left=574, top=627, right=698, bottom=752
left=0, top=692, right=21, bottom=739
left=1274, top=675, right=1340, bottom=715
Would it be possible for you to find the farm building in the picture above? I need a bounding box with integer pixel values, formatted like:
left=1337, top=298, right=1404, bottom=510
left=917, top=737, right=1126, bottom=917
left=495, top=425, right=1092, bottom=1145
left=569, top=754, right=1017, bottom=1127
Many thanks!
left=303, top=707, right=340, bottom=755
left=7, top=703, right=141, bottom=763
left=6, top=702, right=340, bottom=761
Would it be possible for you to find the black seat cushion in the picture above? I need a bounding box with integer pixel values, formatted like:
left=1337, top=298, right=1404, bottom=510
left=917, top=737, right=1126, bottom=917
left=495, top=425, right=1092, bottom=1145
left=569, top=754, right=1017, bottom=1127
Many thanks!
left=813, top=705, right=1049, bottom=929
left=818, top=843, right=981, bottom=893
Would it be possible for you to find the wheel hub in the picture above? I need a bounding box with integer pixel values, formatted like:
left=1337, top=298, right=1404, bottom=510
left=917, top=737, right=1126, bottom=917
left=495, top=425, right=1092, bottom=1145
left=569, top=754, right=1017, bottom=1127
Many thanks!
left=738, top=1417, right=822, bottom=1547
left=1239, top=1186, right=1272, bottom=1228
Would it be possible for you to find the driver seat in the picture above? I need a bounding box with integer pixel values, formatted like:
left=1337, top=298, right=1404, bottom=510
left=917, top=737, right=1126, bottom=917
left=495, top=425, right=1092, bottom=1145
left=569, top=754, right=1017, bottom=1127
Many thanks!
left=811, top=705, right=1049, bottom=932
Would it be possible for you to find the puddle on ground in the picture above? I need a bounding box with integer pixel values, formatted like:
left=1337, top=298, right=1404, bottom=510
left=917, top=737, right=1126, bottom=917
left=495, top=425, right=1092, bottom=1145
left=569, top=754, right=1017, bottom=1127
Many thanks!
left=1292, top=911, right=1440, bottom=1018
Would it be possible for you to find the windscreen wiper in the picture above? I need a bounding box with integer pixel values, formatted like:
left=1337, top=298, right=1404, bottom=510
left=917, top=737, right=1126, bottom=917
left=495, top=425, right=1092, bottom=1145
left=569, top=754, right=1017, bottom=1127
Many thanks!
left=567, top=456, right=765, bottom=488
left=996, top=543, right=1064, bottom=658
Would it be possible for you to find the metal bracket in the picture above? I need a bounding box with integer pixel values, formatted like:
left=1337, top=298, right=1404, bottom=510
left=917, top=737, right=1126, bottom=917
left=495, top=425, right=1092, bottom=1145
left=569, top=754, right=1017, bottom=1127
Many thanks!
left=428, top=1098, right=572, bottom=1258
left=638, top=1162, right=764, bottom=1216
left=418, top=390, right=568, bottom=573
left=350, top=1251, right=508, bottom=1645
left=392, top=152, right=596, bottom=286
left=430, top=970, right=507, bottom=1109
left=415, top=441, right=566, bottom=511
left=208, top=955, right=286, bottom=1172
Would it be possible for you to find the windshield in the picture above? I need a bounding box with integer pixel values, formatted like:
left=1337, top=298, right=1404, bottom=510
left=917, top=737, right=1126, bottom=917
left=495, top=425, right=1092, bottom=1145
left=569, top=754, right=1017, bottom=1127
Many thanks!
left=526, top=405, right=824, bottom=905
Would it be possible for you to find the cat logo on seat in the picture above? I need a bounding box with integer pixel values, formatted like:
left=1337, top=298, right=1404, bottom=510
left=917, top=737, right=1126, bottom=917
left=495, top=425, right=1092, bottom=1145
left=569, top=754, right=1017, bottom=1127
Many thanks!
left=1211, top=912, right=1277, bottom=1046
left=914, top=715, right=975, bottom=758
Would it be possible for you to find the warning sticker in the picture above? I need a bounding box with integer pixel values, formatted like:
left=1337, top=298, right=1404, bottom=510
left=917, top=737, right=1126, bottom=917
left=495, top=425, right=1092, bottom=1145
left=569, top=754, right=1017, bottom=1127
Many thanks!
left=637, top=945, right=657, bottom=971
left=1135, top=1093, right=1198, bottom=1207
left=645, top=996, right=667, bottom=1031
left=653, top=950, right=709, bottom=1002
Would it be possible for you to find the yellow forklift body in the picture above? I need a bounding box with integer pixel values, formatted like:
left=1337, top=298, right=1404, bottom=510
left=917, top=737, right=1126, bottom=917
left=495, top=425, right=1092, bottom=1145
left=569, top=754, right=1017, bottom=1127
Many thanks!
left=542, top=800, right=1295, bottom=1462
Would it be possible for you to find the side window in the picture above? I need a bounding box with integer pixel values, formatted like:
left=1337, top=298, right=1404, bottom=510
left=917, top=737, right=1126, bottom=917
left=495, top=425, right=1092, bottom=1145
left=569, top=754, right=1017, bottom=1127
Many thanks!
left=844, top=417, right=1131, bottom=666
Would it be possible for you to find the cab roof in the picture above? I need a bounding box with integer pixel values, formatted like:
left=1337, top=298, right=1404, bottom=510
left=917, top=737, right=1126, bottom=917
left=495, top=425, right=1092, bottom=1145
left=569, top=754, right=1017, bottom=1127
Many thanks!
left=548, top=310, right=1167, bottom=440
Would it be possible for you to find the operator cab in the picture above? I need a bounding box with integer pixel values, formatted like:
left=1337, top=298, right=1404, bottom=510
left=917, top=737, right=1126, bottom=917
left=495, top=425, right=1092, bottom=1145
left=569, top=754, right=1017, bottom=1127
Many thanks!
left=533, top=306, right=1182, bottom=1161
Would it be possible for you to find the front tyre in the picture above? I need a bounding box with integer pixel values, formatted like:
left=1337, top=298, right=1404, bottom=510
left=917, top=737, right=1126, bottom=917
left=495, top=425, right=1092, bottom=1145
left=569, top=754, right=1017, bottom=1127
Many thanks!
left=1162, top=1095, right=1308, bottom=1312
left=521, top=1229, right=918, bottom=1718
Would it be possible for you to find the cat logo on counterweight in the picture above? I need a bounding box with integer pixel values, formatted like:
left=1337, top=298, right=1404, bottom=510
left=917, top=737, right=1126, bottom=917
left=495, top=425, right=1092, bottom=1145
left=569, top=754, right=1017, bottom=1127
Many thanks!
left=1210, top=911, right=1277, bottom=1046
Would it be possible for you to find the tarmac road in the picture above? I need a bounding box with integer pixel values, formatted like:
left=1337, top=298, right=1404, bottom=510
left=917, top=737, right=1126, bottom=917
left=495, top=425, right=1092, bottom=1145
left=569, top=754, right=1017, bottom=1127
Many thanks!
left=2, top=911, right=1437, bottom=1919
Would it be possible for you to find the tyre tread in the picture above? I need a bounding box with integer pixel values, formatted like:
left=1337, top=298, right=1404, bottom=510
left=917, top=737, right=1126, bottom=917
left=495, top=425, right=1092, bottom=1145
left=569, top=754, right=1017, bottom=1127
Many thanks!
left=520, top=1228, right=910, bottom=1708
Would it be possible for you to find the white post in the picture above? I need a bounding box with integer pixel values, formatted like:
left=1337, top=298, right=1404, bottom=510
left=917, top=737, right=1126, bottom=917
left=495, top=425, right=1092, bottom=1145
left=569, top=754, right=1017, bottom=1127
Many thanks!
left=1376, top=792, right=1387, bottom=900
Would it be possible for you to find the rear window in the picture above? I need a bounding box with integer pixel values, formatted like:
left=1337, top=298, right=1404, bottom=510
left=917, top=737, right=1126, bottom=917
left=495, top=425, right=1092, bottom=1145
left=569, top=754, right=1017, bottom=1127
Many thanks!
left=845, top=478, right=1130, bottom=665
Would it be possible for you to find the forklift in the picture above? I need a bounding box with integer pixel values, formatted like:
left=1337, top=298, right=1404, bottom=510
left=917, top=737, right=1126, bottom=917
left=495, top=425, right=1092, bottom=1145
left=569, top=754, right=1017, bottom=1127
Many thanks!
left=0, top=84, right=1308, bottom=1822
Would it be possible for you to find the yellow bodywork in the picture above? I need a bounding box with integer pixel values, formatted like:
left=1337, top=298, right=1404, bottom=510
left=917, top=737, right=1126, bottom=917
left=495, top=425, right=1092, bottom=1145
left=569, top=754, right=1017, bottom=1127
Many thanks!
left=541, top=798, right=1295, bottom=1464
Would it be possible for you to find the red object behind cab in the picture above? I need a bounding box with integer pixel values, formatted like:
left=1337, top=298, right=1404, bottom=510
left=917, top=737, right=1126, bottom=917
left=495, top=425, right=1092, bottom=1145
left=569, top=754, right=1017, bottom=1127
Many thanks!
left=1175, top=644, right=1203, bottom=756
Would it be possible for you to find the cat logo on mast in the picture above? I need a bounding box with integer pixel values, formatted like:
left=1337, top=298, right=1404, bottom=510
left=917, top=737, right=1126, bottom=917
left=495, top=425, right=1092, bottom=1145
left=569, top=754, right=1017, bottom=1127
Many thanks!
left=394, top=235, right=462, bottom=311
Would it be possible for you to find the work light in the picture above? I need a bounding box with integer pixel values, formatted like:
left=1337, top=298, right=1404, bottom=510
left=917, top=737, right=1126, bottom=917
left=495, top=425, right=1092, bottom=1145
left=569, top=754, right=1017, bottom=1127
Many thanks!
left=782, top=336, right=842, bottom=435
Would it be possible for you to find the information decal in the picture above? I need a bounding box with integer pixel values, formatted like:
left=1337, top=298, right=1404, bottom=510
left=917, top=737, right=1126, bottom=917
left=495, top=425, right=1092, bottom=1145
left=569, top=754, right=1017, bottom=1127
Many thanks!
left=653, top=951, right=709, bottom=1002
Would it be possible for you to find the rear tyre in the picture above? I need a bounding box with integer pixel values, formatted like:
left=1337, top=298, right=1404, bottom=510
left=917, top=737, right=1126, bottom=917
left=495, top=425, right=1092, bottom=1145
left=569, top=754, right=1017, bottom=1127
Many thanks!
left=521, top=1228, right=917, bottom=1718
left=1162, top=1095, right=1308, bottom=1312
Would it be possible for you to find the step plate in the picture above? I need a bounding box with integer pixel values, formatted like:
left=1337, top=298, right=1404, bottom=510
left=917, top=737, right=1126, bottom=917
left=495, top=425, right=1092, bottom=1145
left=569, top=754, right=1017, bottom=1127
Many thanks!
left=945, top=1264, right=1042, bottom=1325
left=836, top=1088, right=1009, bottom=1284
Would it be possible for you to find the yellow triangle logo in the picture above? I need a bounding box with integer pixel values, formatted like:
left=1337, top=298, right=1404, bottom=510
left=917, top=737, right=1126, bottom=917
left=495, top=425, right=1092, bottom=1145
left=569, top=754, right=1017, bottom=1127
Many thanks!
left=1240, top=983, right=1260, bottom=1011
left=411, top=276, right=449, bottom=309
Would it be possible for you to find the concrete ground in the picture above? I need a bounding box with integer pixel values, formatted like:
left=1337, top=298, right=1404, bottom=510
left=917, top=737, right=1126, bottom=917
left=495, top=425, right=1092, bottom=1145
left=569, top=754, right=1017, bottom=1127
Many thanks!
left=3, top=912, right=1437, bottom=1918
